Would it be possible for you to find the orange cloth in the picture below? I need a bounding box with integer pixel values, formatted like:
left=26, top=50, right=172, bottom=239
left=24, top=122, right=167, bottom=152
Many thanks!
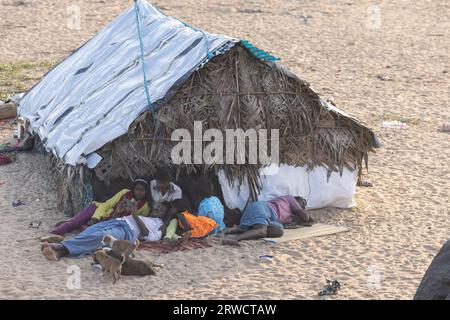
left=179, top=211, right=218, bottom=238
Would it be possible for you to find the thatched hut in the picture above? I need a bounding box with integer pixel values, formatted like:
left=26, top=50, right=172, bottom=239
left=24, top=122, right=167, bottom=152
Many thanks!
left=18, top=0, right=379, bottom=216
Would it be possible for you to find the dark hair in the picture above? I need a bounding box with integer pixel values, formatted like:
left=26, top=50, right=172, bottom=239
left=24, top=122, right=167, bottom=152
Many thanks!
left=171, top=198, right=192, bottom=213
left=133, top=177, right=149, bottom=190
left=159, top=201, right=171, bottom=209
left=156, top=201, right=171, bottom=221
left=197, top=178, right=214, bottom=199
left=154, top=167, right=173, bottom=182
left=294, top=196, right=307, bottom=209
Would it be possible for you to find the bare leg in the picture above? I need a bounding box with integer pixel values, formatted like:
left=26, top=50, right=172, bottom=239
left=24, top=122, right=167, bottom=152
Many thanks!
left=224, top=225, right=247, bottom=243
left=231, top=224, right=268, bottom=241
left=266, top=226, right=284, bottom=238
left=225, top=225, right=246, bottom=235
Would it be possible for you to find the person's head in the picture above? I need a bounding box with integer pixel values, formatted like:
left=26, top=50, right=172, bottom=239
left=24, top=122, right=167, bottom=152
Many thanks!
left=294, top=196, right=307, bottom=209
left=132, top=177, right=149, bottom=201
left=169, top=198, right=192, bottom=216
left=196, top=178, right=214, bottom=200
left=151, top=201, right=171, bottom=218
left=154, top=167, right=174, bottom=194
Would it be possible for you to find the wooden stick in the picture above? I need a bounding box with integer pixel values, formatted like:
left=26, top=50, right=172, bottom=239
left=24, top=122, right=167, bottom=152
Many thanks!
left=16, top=236, right=41, bottom=243
left=169, top=91, right=302, bottom=100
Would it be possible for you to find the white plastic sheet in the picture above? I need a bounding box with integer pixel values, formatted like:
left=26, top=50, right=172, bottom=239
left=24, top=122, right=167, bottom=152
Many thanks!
left=218, top=164, right=357, bottom=210
left=18, top=0, right=236, bottom=165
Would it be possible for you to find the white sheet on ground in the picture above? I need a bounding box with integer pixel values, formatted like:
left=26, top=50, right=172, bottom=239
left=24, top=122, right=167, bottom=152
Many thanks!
left=218, top=164, right=357, bottom=210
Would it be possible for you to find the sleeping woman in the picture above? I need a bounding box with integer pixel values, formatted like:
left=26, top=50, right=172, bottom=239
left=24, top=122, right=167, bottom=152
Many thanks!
left=42, top=177, right=151, bottom=242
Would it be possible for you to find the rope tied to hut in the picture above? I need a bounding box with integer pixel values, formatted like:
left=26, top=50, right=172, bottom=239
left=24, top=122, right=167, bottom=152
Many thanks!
left=133, top=0, right=157, bottom=128
left=171, top=18, right=214, bottom=60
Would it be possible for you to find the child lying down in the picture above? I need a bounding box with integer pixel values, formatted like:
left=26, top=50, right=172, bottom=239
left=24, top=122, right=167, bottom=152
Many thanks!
left=161, top=198, right=221, bottom=240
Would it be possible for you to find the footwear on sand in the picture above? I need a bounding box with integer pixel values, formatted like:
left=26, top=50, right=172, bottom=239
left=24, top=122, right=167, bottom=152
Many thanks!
left=40, top=234, right=64, bottom=243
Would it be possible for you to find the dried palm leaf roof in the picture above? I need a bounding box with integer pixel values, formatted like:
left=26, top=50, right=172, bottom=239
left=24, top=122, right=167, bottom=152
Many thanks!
left=96, top=45, right=378, bottom=199
left=23, top=0, right=378, bottom=204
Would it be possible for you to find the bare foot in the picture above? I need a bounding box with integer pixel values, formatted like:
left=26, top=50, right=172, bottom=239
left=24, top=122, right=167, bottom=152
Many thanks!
left=41, top=242, right=58, bottom=261
left=224, top=234, right=239, bottom=241
left=224, top=226, right=243, bottom=235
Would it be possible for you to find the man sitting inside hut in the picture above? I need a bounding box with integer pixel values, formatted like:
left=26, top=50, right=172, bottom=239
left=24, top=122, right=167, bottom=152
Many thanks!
left=150, top=167, right=182, bottom=207
left=225, top=195, right=314, bottom=241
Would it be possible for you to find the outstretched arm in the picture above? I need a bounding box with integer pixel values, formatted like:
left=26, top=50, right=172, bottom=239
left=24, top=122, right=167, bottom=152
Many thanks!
left=131, top=207, right=149, bottom=237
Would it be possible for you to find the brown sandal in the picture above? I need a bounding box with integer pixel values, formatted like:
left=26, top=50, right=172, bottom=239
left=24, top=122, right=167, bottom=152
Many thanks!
left=40, top=234, right=64, bottom=243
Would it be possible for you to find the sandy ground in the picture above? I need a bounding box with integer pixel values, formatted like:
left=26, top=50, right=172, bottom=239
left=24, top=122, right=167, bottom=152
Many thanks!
left=0, top=0, right=449, bottom=299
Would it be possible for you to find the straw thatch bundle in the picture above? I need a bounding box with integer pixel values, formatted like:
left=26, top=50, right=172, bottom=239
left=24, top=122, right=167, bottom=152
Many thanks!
left=45, top=153, right=92, bottom=214
left=93, top=44, right=376, bottom=199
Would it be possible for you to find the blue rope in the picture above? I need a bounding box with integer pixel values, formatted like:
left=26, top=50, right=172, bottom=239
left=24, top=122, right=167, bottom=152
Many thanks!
left=173, top=17, right=214, bottom=60
left=133, top=0, right=157, bottom=127
left=199, top=29, right=214, bottom=60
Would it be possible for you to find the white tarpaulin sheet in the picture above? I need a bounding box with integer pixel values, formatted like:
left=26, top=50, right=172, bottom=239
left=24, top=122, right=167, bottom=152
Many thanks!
left=18, top=0, right=236, bottom=166
left=218, top=164, right=357, bottom=210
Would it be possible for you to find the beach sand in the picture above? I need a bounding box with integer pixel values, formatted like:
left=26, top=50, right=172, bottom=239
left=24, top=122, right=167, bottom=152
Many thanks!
left=0, top=0, right=449, bottom=299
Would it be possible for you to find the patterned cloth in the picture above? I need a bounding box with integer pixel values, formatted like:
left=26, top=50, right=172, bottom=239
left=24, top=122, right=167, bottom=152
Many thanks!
left=92, top=189, right=150, bottom=220
left=267, top=195, right=302, bottom=224
left=198, top=196, right=225, bottom=234
left=239, top=201, right=283, bottom=229
left=178, top=211, right=218, bottom=238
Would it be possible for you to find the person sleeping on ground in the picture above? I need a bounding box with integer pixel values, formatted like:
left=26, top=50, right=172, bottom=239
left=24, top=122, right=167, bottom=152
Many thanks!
left=159, top=179, right=225, bottom=239
left=41, top=205, right=164, bottom=261
left=150, top=167, right=182, bottom=207
left=154, top=199, right=218, bottom=240
left=224, top=195, right=314, bottom=241
left=41, top=178, right=151, bottom=242
left=166, top=198, right=219, bottom=239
